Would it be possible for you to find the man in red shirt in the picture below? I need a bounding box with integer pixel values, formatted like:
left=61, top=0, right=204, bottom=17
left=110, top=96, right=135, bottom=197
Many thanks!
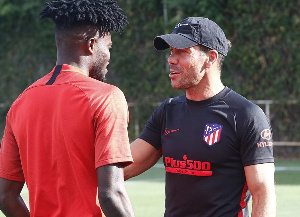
left=0, top=1, right=135, bottom=216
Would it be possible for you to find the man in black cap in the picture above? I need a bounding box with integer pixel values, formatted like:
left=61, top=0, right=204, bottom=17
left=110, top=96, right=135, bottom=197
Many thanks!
left=0, top=1, right=135, bottom=216
left=125, top=17, right=276, bottom=217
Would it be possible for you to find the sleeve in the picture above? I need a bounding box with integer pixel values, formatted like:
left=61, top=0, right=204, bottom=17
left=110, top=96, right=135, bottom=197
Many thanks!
left=139, top=100, right=167, bottom=150
left=238, top=104, right=274, bottom=167
left=94, top=87, right=133, bottom=168
left=0, top=110, right=25, bottom=182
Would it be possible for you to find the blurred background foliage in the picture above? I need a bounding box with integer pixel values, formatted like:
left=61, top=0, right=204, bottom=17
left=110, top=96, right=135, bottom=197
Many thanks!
left=0, top=0, right=299, bottom=141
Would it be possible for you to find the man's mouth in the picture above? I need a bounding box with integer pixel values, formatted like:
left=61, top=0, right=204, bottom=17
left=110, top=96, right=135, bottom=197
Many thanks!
left=169, top=70, right=180, bottom=79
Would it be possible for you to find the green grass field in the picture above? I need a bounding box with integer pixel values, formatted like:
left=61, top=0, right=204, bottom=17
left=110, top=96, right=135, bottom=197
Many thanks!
left=1, top=159, right=299, bottom=217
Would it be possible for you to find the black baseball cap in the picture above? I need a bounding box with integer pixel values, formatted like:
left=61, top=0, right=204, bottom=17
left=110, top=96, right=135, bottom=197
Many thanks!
left=154, top=17, right=228, bottom=56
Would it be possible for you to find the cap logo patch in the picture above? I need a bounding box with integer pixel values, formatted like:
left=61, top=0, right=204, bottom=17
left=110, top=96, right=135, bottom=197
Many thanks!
left=175, top=23, right=189, bottom=29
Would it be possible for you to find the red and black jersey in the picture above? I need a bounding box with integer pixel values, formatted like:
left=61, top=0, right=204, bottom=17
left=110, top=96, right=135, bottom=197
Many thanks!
left=139, top=87, right=274, bottom=217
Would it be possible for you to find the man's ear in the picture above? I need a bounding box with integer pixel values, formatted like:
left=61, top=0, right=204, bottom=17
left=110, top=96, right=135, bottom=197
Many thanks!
left=205, top=50, right=218, bottom=68
left=87, top=38, right=96, bottom=54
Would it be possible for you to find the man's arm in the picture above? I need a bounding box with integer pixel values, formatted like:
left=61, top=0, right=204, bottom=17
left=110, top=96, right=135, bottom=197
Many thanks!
left=0, top=177, right=29, bottom=217
left=124, top=138, right=161, bottom=181
left=245, top=163, right=276, bottom=217
left=97, top=163, right=135, bottom=217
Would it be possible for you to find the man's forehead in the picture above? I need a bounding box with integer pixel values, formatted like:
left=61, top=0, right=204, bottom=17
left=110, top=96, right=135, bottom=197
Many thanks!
left=170, top=46, right=196, bottom=50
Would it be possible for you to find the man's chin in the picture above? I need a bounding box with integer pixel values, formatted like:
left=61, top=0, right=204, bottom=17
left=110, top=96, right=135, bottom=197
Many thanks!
left=99, top=76, right=106, bottom=82
left=171, top=83, right=183, bottom=90
left=94, top=76, right=106, bottom=82
left=89, top=72, right=106, bottom=82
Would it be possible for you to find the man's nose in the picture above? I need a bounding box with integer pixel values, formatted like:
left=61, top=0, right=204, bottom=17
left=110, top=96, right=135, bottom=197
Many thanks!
left=168, top=53, right=178, bottom=65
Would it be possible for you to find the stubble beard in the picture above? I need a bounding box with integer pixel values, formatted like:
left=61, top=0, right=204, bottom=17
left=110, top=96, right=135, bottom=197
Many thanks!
left=90, top=67, right=106, bottom=82
left=89, top=57, right=107, bottom=82
left=171, top=70, right=204, bottom=90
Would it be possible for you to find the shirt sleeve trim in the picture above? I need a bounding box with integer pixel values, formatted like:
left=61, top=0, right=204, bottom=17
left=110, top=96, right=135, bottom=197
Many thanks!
left=95, top=156, right=133, bottom=169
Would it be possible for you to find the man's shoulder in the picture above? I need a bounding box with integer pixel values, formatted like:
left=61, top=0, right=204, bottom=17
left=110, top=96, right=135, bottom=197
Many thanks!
left=164, top=95, right=186, bottom=106
left=223, top=89, right=259, bottom=109
left=150, top=95, right=185, bottom=118
left=80, top=78, right=121, bottom=94
left=222, top=88, right=266, bottom=118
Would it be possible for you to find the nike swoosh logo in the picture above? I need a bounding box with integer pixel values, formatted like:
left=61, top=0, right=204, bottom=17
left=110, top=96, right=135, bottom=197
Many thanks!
left=164, top=128, right=180, bottom=136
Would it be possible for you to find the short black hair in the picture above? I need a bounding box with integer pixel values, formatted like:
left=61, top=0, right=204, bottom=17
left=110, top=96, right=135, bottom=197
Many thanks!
left=40, top=0, right=128, bottom=34
left=199, top=39, right=232, bottom=71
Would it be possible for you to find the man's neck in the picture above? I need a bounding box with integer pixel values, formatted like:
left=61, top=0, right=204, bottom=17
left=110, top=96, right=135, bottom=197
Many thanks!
left=186, top=80, right=225, bottom=101
left=56, top=59, right=89, bottom=77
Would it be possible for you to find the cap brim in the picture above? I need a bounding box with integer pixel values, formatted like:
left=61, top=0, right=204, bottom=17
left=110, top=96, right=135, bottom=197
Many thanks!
left=154, top=34, right=198, bottom=50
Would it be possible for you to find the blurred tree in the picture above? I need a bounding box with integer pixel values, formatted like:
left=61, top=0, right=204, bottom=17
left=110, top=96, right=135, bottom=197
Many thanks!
left=0, top=0, right=299, bottom=140
left=0, top=0, right=56, bottom=105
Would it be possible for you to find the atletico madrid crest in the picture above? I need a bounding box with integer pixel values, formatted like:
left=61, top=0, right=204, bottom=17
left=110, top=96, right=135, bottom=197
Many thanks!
left=203, top=123, right=222, bottom=146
